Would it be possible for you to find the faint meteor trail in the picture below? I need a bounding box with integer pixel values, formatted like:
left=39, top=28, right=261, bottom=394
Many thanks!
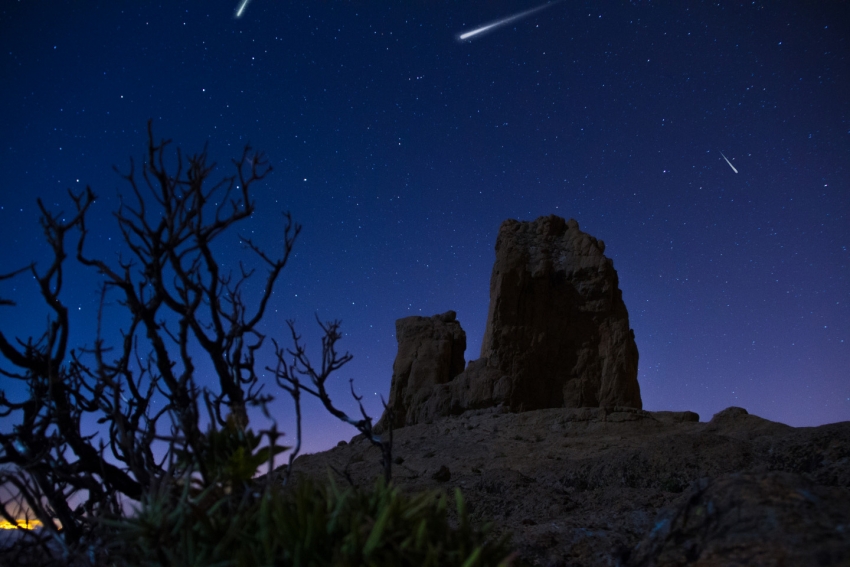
left=457, top=1, right=561, bottom=42
left=235, top=0, right=251, bottom=18
left=720, top=151, right=739, bottom=174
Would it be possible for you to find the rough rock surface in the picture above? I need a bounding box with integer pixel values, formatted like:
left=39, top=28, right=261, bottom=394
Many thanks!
left=382, top=215, right=642, bottom=427
left=628, top=471, right=850, bottom=566
left=383, top=311, right=466, bottom=429
left=474, top=215, right=641, bottom=412
left=293, top=406, right=850, bottom=566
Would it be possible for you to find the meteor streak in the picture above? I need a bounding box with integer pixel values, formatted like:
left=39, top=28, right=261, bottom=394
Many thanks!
left=235, top=0, right=251, bottom=18
left=720, top=151, right=738, bottom=174
left=457, top=1, right=561, bottom=42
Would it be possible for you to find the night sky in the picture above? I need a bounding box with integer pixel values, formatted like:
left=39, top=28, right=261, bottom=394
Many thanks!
left=1, top=1, right=848, bottom=455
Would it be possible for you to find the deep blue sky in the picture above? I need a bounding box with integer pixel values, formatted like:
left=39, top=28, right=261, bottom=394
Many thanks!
left=1, top=1, right=848, bottom=455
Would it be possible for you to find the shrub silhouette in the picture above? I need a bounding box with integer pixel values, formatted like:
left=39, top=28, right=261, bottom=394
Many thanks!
left=0, top=123, right=477, bottom=565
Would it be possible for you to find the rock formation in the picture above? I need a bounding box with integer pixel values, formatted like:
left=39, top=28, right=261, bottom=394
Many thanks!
left=474, top=214, right=641, bottom=411
left=383, top=311, right=466, bottom=429
left=290, top=216, right=850, bottom=566
left=382, top=214, right=642, bottom=428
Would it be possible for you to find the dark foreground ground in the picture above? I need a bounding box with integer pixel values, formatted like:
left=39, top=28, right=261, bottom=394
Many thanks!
left=291, top=406, right=850, bottom=566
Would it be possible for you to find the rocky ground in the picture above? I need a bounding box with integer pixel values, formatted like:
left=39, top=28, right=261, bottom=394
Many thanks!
left=290, top=406, right=850, bottom=566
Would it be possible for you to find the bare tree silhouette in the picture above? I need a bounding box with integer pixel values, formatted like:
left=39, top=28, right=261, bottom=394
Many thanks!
left=0, top=122, right=391, bottom=564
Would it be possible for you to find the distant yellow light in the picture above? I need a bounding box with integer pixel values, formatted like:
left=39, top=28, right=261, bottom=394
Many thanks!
left=0, top=519, right=42, bottom=530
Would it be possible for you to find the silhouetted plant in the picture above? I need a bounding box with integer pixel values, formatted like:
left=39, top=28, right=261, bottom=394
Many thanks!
left=0, top=122, right=387, bottom=564
left=0, top=123, right=515, bottom=566
left=271, top=318, right=395, bottom=484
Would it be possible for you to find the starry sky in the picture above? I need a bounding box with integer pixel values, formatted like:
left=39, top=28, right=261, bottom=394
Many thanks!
left=1, top=1, right=848, bottom=456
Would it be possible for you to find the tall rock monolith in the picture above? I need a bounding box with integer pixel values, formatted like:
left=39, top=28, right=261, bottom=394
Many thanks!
left=471, top=215, right=641, bottom=411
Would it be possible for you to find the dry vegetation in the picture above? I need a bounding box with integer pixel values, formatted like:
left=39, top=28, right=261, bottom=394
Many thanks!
left=0, top=123, right=509, bottom=566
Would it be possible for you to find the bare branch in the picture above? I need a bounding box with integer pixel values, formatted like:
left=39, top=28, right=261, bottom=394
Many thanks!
left=0, top=122, right=382, bottom=562
left=271, top=318, right=393, bottom=482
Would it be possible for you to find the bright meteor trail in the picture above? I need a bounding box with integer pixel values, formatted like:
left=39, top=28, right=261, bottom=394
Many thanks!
left=457, top=1, right=561, bottom=42
left=234, top=0, right=251, bottom=18
left=720, top=151, right=739, bottom=174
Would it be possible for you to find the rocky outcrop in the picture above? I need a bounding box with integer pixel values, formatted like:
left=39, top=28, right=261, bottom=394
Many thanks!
left=469, top=215, right=641, bottom=412
left=382, top=311, right=466, bottom=429
left=383, top=215, right=642, bottom=427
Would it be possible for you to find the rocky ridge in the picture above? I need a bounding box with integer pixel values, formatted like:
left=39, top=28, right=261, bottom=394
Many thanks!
left=294, top=406, right=850, bottom=566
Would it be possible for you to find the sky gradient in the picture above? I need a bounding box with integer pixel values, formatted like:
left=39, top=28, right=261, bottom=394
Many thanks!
left=1, top=0, right=848, bottom=455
